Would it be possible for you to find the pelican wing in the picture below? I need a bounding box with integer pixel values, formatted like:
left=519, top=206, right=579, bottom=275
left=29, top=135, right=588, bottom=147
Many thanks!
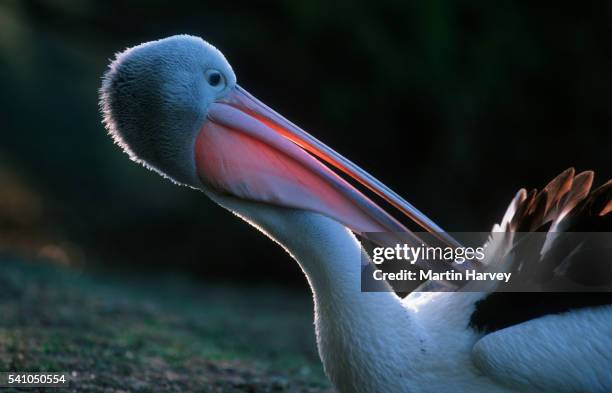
left=471, top=304, right=612, bottom=393
left=479, top=169, right=612, bottom=292
left=469, top=170, right=611, bottom=330
left=466, top=170, right=612, bottom=392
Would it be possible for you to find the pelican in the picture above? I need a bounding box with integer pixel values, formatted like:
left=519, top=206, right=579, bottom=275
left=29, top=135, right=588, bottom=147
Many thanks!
left=99, top=35, right=612, bottom=393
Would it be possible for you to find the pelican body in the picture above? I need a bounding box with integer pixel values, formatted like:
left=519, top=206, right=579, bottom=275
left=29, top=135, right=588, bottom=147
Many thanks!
left=100, top=35, right=612, bottom=393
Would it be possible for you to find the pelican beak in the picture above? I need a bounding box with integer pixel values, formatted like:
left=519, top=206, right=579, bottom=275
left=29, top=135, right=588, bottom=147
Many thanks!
left=197, top=85, right=459, bottom=248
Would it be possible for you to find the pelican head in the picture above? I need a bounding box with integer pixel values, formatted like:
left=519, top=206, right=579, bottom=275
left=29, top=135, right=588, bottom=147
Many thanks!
left=101, top=35, right=236, bottom=186
left=100, top=35, right=455, bottom=245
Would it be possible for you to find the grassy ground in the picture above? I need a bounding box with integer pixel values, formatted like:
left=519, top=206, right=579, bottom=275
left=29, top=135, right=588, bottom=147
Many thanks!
left=0, top=258, right=333, bottom=392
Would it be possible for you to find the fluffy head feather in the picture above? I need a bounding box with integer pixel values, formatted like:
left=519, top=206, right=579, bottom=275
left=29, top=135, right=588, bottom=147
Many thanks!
left=99, top=35, right=236, bottom=186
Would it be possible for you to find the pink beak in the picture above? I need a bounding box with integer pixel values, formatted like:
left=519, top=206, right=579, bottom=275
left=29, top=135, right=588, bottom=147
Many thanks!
left=195, top=85, right=460, bottom=249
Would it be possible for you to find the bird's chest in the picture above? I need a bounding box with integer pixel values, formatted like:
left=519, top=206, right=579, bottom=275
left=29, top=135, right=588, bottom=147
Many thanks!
left=312, top=294, right=512, bottom=393
left=313, top=303, right=424, bottom=393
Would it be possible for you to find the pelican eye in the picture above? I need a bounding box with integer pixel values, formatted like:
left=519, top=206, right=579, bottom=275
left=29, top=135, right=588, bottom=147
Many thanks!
left=208, top=72, right=221, bottom=86
left=205, top=69, right=225, bottom=90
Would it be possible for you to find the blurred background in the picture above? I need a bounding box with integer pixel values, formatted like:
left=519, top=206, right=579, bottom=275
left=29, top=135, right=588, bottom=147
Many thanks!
left=1, top=0, right=611, bottom=287
left=0, top=2, right=610, bottom=389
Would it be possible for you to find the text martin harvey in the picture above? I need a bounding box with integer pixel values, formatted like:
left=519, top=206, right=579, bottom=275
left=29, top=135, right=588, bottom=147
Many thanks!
left=373, top=269, right=512, bottom=283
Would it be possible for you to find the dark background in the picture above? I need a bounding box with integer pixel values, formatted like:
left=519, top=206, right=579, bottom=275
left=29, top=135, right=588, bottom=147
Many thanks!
left=1, top=0, right=611, bottom=288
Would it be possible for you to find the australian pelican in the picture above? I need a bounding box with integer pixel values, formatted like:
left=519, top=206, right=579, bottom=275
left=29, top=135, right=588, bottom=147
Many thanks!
left=100, top=35, right=612, bottom=393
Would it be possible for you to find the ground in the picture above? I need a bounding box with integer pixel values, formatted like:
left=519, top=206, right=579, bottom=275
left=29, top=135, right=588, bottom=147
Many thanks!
left=0, top=258, right=333, bottom=392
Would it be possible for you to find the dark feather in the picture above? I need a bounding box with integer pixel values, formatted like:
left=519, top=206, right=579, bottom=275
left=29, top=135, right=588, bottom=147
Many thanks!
left=469, top=169, right=612, bottom=333
left=470, top=292, right=612, bottom=333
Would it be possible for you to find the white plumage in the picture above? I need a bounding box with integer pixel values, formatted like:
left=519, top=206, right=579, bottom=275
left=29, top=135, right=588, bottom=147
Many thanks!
left=213, top=192, right=612, bottom=393
left=100, top=35, right=612, bottom=393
